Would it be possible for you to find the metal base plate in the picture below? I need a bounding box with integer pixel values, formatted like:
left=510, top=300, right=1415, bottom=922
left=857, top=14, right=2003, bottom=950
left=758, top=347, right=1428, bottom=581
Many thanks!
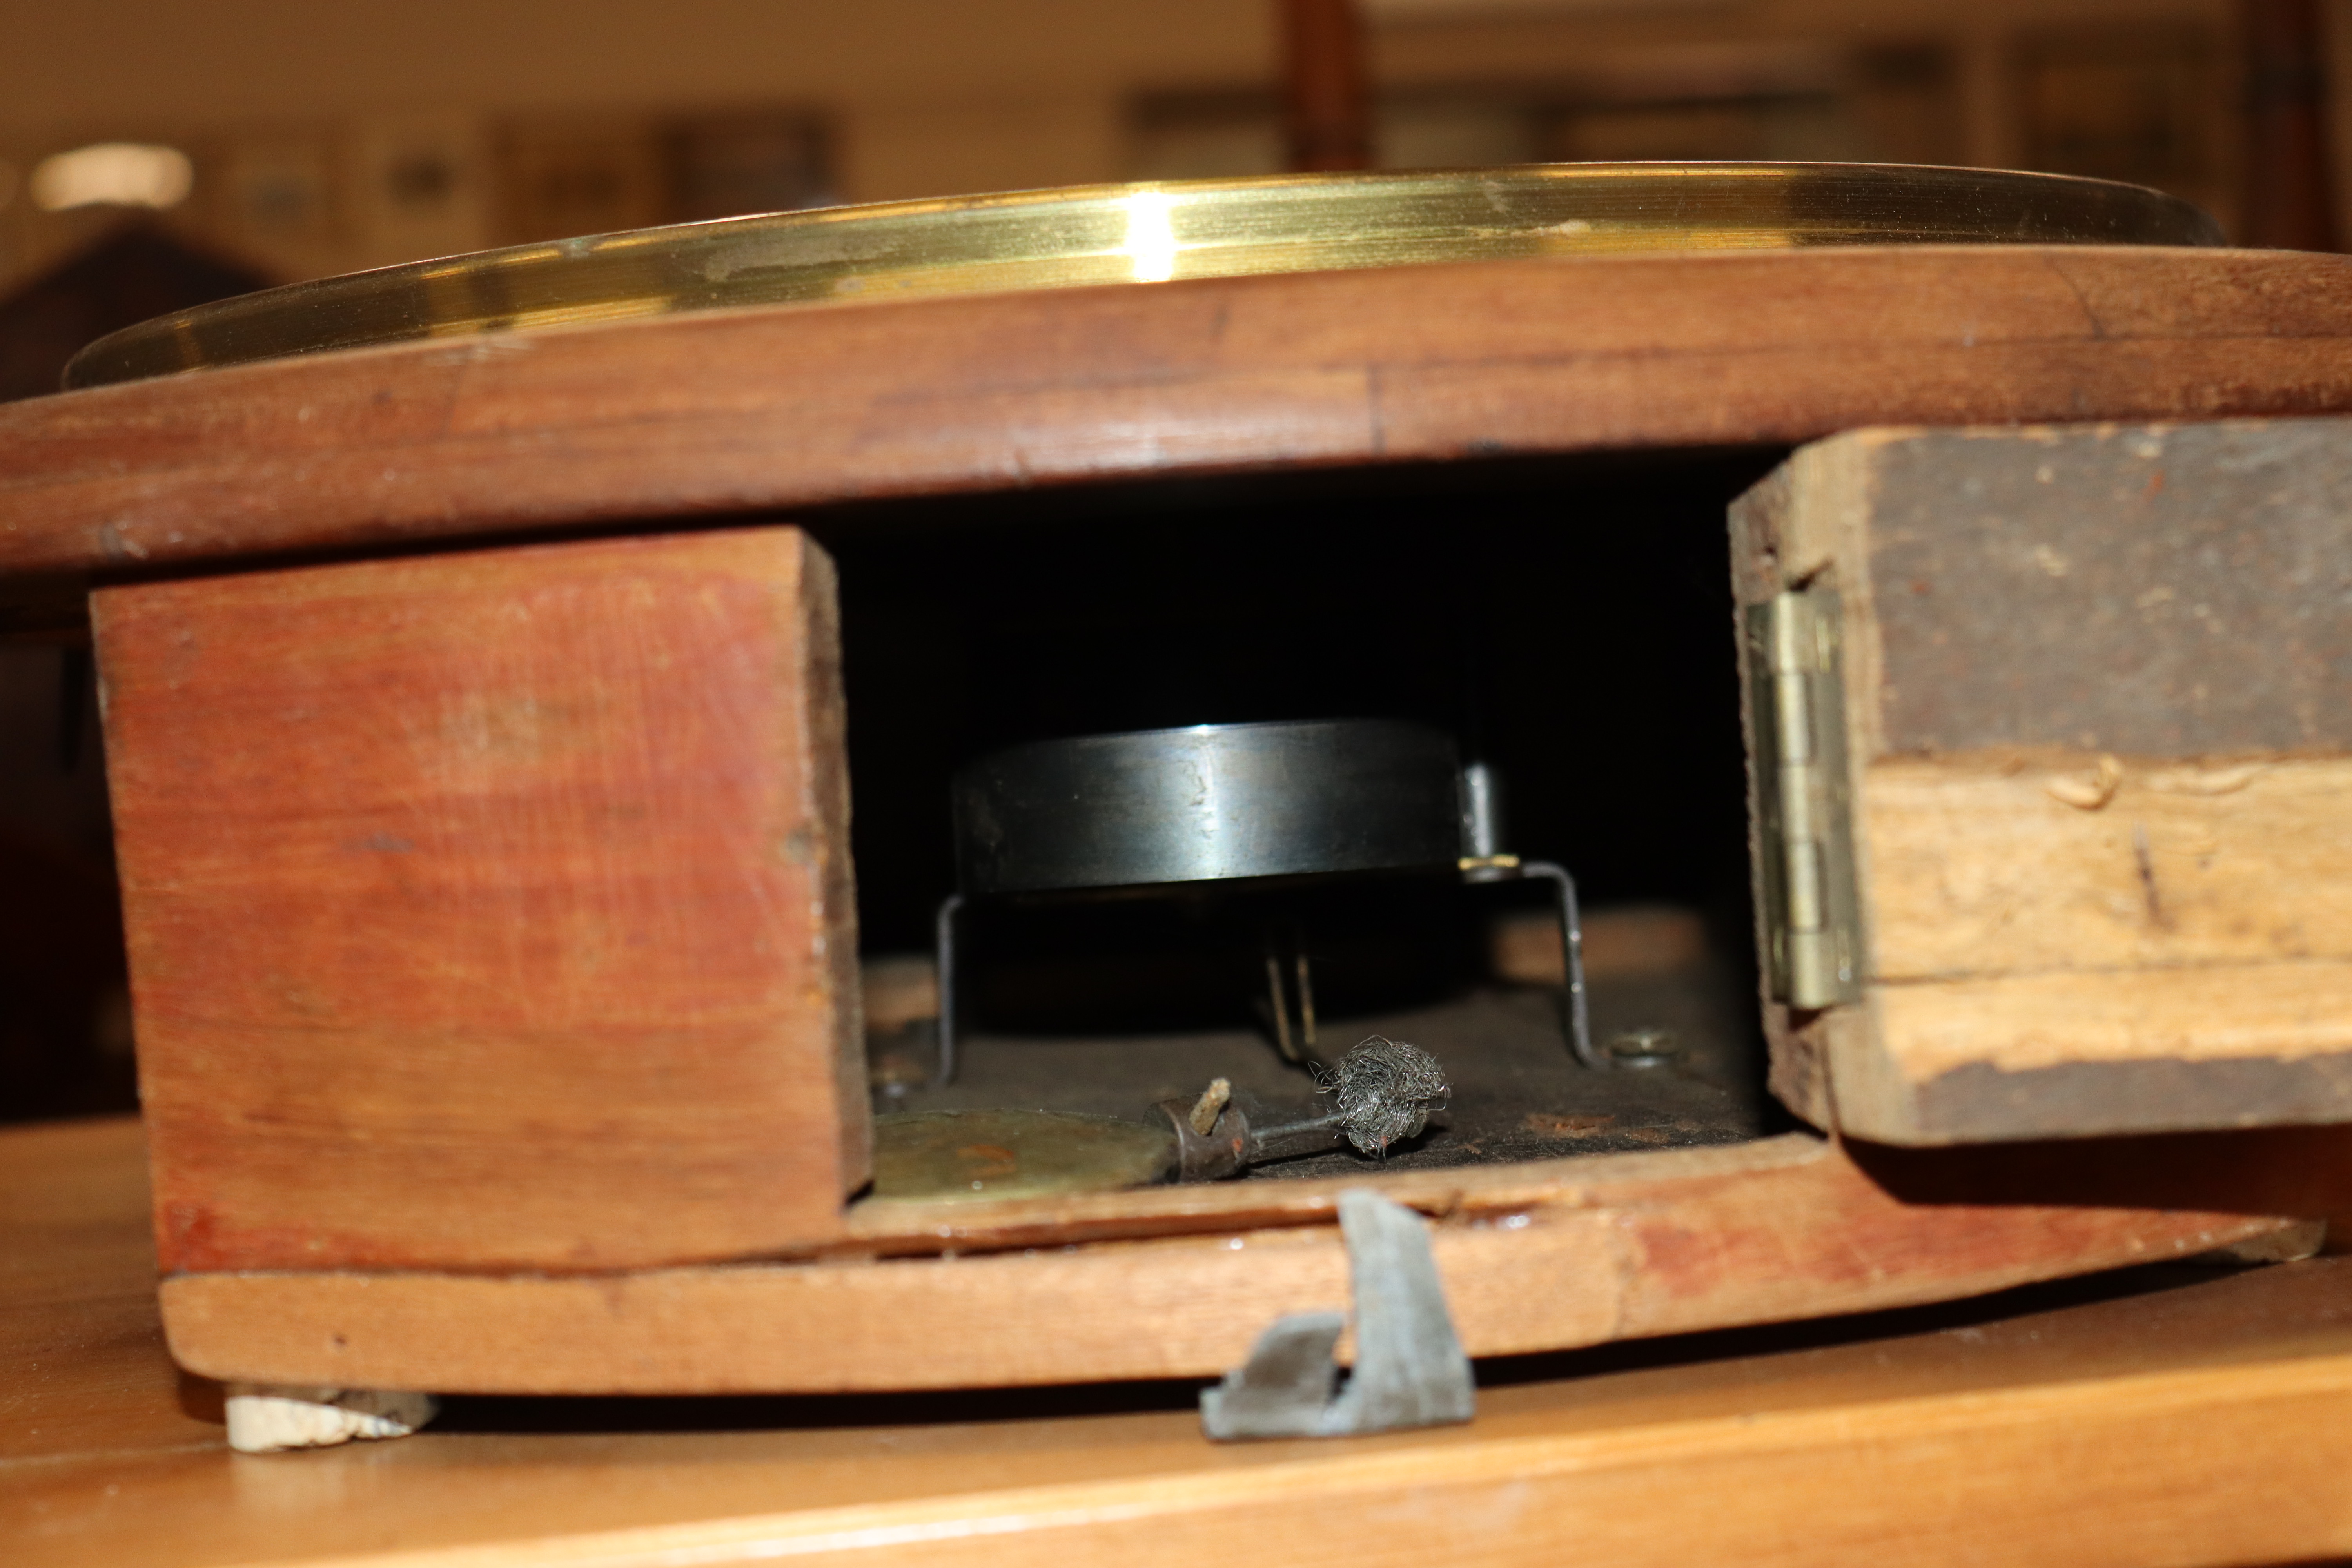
left=872, top=965, right=1771, bottom=1178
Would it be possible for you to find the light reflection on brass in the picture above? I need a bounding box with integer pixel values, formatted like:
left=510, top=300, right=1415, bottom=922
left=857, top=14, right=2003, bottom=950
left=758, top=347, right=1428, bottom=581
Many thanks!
left=64, top=163, right=2221, bottom=390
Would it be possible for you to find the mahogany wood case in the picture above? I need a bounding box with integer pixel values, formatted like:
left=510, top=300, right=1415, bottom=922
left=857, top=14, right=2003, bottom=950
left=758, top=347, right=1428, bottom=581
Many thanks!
left=28, top=242, right=2352, bottom=1393
left=8, top=248, right=2352, bottom=603
left=94, top=528, right=867, bottom=1274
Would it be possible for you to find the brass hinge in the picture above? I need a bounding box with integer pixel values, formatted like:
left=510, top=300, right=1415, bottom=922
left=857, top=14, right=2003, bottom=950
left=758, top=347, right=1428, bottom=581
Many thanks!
left=1747, top=590, right=1861, bottom=1008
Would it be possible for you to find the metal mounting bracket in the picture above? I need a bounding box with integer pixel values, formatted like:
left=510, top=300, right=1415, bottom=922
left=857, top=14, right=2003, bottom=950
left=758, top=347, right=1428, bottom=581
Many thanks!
left=1200, top=1188, right=1475, bottom=1440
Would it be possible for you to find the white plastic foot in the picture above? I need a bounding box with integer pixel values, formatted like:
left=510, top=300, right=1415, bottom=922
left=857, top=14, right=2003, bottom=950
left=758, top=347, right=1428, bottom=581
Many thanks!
left=225, top=1384, right=439, bottom=1454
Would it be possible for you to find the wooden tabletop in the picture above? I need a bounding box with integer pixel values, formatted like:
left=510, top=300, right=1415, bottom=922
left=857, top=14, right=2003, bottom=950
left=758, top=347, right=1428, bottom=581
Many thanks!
left=7, top=1115, right=2352, bottom=1567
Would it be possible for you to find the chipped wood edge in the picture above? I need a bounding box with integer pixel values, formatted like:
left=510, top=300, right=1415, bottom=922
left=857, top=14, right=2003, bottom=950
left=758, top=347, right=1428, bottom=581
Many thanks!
left=1728, top=431, right=1895, bottom=1130
left=832, top=1132, right=1829, bottom=1257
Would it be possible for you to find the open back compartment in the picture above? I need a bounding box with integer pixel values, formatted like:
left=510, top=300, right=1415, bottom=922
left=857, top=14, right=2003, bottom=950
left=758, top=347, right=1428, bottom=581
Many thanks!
left=824, top=450, right=1786, bottom=1190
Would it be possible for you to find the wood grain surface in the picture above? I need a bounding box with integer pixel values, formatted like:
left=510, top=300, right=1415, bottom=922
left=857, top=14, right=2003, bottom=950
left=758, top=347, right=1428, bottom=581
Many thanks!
left=1862, top=756, right=2352, bottom=980
left=94, top=528, right=866, bottom=1274
left=1733, top=420, right=2352, bottom=1143
left=157, top=1124, right=2337, bottom=1395
left=6, top=246, right=2352, bottom=612
left=1855, top=752, right=2352, bottom=1132
left=11, top=1117, right=2352, bottom=1568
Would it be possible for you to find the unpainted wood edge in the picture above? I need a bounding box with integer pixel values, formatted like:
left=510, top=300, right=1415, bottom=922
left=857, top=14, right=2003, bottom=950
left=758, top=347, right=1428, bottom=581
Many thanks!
left=1859, top=750, right=2352, bottom=983
left=149, top=1120, right=2292, bottom=1394
left=1723, top=455, right=1791, bottom=606
left=833, top=1132, right=1832, bottom=1255
left=1727, top=460, right=1833, bottom=1131
left=155, top=1212, right=1623, bottom=1392
left=1731, top=430, right=1900, bottom=1133
left=1613, top=1210, right=2289, bottom=1343
left=1794, top=433, right=1911, bottom=1140
left=1811, top=1003, right=1907, bottom=1139
left=154, top=1197, right=2287, bottom=1394
left=1897, top=1050, right=2352, bottom=1145
left=1863, top=743, right=2352, bottom=778
left=790, top=532, right=870, bottom=1200
left=86, top=584, right=184, bottom=1272
left=1834, top=744, right=2352, bottom=1143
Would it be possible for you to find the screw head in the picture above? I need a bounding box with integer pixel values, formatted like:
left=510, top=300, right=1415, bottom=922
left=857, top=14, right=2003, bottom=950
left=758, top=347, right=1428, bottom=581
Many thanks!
left=1607, top=1027, right=1681, bottom=1068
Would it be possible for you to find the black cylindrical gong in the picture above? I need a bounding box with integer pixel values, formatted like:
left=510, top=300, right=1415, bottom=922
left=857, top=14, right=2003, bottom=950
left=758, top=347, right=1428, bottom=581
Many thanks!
left=951, top=719, right=1466, bottom=895
left=932, top=718, right=1590, bottom=1083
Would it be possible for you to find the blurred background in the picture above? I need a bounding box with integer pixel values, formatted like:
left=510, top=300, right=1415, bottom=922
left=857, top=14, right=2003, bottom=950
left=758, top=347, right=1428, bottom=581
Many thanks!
left=1, top=0, right=2345, bottom=1122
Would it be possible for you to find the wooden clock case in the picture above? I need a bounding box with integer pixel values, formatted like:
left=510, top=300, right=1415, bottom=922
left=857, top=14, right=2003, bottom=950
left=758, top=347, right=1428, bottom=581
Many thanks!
left=10, top=227, right=2352, bottom=1394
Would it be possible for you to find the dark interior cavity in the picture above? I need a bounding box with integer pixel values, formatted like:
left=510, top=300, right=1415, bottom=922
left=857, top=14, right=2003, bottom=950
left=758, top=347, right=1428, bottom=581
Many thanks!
left=811, top=447, right=1791, bottom=1172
